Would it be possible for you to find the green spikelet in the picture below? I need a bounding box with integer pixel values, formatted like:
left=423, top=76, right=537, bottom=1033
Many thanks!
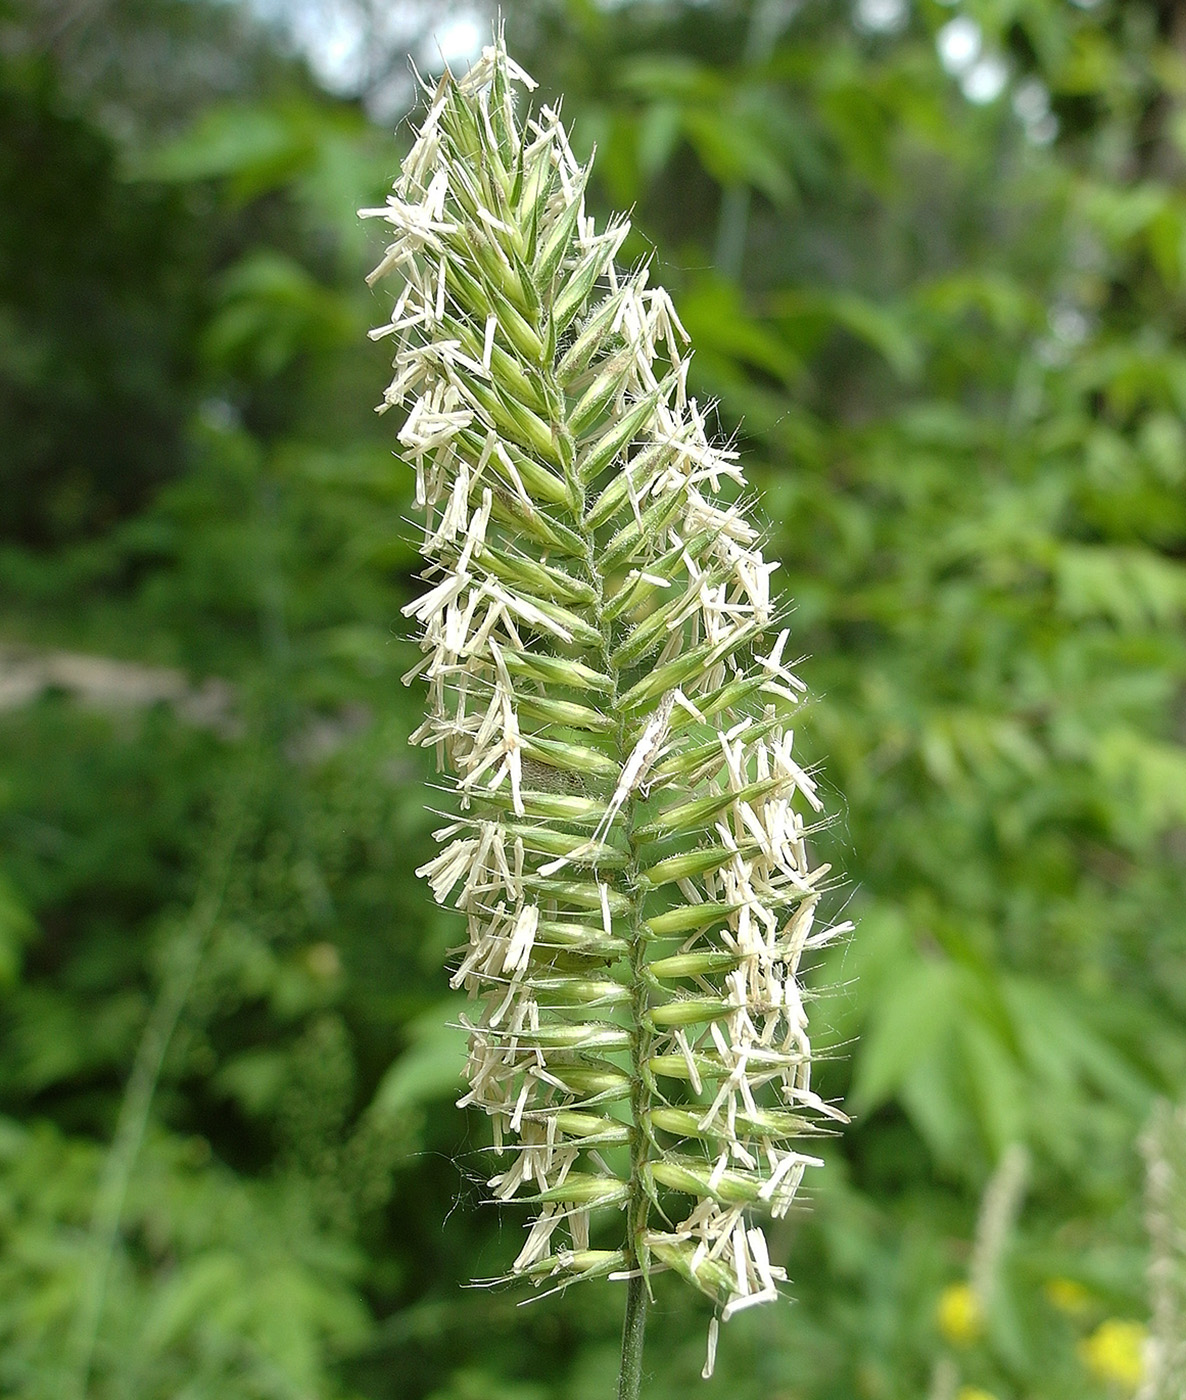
left=362, top=25, right=850, bottom=1363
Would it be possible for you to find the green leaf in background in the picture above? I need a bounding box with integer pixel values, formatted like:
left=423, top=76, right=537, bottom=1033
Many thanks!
left=771, top=288, right=922, bottom=382
left=129, top=102, right=316, bottom=198
left=851, top=957, right=964, bottom=1118
left=201, top=250, right=357, bottom=380
left=0, top=873, right=35, bottom=986
left=680, top=106, right=794, bottom=204
left=369, top=1004, right=468, bottom=1121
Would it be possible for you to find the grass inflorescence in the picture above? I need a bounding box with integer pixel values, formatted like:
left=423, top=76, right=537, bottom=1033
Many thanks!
left=362, top=25, right=850, bottom=1383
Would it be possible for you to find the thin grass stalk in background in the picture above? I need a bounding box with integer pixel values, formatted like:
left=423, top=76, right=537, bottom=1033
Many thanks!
left=1140, top=1099, right=1186, bottom=1400
left=65, top=784, right=249, bottom=1400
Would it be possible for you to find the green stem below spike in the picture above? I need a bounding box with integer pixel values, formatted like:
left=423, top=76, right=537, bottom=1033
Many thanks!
left=617, top=1271, right=649, bottom=1400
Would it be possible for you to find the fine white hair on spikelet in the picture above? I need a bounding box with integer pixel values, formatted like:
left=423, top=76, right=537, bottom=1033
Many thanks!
left=362, top=22, right=849, bottom=1336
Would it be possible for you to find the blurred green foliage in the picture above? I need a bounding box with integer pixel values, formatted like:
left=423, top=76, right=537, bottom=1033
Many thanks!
left=0, top=0, right=1184, bottom=1396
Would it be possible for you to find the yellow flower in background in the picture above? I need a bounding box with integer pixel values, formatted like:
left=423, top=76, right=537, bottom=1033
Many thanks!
left=957, top=1388, right=999, bottom=1400
left=1080, top=1319, right=1147, bottom=1389
left=1045, top=1277, right=1093, bottom=1316
left=937, top=1283, right=983, bottom=1345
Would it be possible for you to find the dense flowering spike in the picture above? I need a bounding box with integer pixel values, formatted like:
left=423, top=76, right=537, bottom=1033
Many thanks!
left=363, top=26, right=849, bottom=1354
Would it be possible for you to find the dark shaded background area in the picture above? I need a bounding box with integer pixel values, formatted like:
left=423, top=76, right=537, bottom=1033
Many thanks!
left=1, top=0, right=1184, bottom=1396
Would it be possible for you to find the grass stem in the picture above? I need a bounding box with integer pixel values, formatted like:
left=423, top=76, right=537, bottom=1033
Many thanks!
left=617, top=1271, right=649, bottom=1400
